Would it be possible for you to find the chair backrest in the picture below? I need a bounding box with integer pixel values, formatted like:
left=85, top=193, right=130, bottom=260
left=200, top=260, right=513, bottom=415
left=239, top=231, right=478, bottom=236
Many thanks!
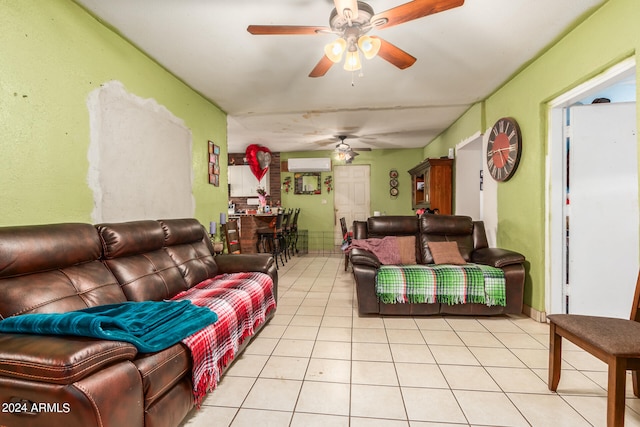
left=274, top=212, right=284, bottom=230
left=224, top=220, right=241, bottom=254
left=291, top=208, right=300, bottom=230
left=340, top=217, right=351, bottom=243
left=630, top=271, right=640, bottom=321
left=282, top=210, right=291, bottom=229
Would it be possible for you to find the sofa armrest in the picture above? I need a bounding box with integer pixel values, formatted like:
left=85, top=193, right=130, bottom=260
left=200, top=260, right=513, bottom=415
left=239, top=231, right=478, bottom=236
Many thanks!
left=215, top=253, right=274, bottom=274
left=215, top=253, right=278, bottom=301
left=349, top=248, right=381, bottom=269
left=471, top=248, right=525, bottom=268
left=0, top=333, right=137, bottom=384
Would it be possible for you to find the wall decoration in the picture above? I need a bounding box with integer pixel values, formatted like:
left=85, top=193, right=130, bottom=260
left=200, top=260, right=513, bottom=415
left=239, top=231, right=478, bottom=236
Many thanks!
left=282, top=176, right=292, bottom=193
left=486, top=117, right=522, bottom=182
left=389, top=169, right=399, bottom=198
left=208, top=140, right=220, bottom=186
left=324, top=175, right=333, bottom=193
left=294, top=172, right=321, bottom=195
left=245, top=144, right=272, bottom=181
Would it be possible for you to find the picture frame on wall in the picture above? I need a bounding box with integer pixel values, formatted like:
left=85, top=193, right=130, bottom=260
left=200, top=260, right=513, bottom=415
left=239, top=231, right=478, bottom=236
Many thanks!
left=208, top=140, right=220, bottom=187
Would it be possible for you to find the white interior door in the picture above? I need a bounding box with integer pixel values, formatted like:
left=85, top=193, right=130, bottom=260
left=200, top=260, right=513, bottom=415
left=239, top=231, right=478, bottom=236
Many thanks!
left=334, top=165, right=370, bottom=244
left=567, top=102, right=639, bottom=317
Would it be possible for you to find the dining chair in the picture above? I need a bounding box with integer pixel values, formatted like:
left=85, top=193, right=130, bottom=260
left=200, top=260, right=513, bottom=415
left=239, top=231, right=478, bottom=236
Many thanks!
left=256, top=212, right=285, bottom=268
left=281, top=209, right=292, bottom=261
left=340, top=217, right=351, bottom=271
left=548, top=271, right=640, bottom=427
left=288, top=208, right=300, bottom=256
left=224, top=219, right=241, bottom=254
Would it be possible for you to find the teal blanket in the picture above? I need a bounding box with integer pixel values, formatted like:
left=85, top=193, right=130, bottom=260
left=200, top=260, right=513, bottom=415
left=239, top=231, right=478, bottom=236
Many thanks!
left=0, top=300, right=218, bottom=353
left=375, top=263, right=506, bottom=307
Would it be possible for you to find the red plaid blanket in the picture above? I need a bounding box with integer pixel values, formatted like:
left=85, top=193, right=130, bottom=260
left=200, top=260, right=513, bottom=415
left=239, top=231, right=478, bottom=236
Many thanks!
left=171, top=272, right=276, bottom=406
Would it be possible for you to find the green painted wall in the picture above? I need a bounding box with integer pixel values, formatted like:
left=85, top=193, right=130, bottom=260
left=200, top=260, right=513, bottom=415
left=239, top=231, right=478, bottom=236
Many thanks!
left=280, top=149, right=421, bottom=250
left=422, top=0, right=639, bottom=312
left=0, top=0, right=228, bottom=226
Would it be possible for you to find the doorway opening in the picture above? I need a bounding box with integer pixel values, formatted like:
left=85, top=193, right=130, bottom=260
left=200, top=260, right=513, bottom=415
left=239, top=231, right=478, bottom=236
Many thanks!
left=546, top=57, right=637, bottom=317
left=455, top=131, right=499, bottom=247
left=333, top=165, right=371, bottom=245
left=455, top=132, right=483, bottom=220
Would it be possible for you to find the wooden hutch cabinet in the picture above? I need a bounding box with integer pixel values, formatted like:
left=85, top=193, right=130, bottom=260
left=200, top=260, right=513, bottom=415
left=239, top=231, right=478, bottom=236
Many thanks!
left=408, top=158, right=453, bottom=214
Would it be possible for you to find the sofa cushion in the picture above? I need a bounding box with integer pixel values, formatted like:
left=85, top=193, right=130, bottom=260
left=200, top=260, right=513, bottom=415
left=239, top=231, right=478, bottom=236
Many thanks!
left=0, top=223, right=127, bottom=317
left=98, top=220, right=166, bottom=259
left=97, top=220, right=189, bottom=301
left=366, top=216, right=419, bottom=238
left=419, top=215, right=475, bottom=264
left=427, top=241, right=466, bottom=265
left=158, top=219, right=218, bottom=288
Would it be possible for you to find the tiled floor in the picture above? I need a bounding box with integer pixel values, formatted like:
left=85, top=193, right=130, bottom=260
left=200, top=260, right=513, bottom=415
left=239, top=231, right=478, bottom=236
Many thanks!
left=180, top=255, right=640, bottom=427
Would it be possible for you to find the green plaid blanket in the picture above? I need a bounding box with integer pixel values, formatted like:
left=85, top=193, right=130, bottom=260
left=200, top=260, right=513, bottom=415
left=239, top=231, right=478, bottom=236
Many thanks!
left=375, top=264, right=506, bottom=307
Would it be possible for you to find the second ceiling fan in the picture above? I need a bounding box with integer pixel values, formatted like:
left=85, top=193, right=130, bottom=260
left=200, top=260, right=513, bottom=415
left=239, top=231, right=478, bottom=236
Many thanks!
left=247, top=0, right=464, bottom=77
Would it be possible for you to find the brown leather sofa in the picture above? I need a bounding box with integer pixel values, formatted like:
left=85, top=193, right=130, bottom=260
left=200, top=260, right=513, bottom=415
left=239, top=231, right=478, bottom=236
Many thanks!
left=350, top=215, right=525, bottom=316
left=0, top=218, right=277, bottom=427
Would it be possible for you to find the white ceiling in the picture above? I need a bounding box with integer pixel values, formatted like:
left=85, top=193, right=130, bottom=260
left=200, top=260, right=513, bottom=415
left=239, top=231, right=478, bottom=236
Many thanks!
left=74, top=0, right=606, bottom=153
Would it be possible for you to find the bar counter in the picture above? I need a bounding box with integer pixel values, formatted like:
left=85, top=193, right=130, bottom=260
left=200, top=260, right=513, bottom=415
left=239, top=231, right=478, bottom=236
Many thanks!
left=229, top=213, right=277, bottom=254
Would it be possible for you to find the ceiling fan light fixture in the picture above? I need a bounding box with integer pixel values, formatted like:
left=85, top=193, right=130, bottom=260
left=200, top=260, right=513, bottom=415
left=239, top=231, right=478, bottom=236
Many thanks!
left=344, top=149, right=359, bottom=164
left=335, top=142, right=350, bottom=152
left=357, top=35, right=381, bottom=59
left=343, top=50, right=362, bottom=71
left=324, top=38, right=347, bottom=63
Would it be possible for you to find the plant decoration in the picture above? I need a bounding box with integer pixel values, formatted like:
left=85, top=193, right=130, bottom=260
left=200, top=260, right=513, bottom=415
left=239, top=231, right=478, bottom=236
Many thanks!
left=324, top=175, right=333, bottom=193
left=256, top=187, right=269, bottom=208
left=282, top=176, right=292, bottom=193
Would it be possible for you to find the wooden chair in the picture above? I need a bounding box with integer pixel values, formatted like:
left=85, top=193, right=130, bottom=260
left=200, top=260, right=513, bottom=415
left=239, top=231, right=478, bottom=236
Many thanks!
left=288, top=208, right=300, bottom=256
left=256, top=213, right=285, bottom=268
left=280, top=209, right=292, bottom=261
left=340, top=217, right=351, bottom=271
left=548, top=271, right=640, bottom=427
left=223, top=219, right=241, bottom=254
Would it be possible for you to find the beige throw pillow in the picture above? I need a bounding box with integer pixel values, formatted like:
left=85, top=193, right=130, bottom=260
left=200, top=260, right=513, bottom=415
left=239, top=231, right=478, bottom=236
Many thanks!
left=427, top=241, right=466, bottom=265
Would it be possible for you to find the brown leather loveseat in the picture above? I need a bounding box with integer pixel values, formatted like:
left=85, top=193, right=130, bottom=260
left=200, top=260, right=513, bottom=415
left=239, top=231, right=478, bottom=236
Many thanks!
left=350, top=215, right=525, bottom=316
left=0, top=218, right=277, bottom=427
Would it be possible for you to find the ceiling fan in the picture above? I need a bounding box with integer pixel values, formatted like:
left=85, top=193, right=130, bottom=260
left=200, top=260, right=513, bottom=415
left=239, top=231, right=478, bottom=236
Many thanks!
left=333, top=135, right=366, bottom=163
left=247, top=0, right=465, bottom=77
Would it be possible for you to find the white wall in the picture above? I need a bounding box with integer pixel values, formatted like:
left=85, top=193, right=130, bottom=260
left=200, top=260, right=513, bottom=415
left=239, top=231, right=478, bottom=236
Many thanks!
left=455, top=135, right=482, bottom=220
left=87, top=81, right=194, bottom=223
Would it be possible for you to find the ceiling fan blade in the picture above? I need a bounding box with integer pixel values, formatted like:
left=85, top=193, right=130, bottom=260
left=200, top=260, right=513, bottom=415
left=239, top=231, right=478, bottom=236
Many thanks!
left=372, top=0, right=464, bottom=30
left=247, top=25, right=330, bottom=35
left=309, top=55, right=334, bottom=78
left=374, top=37, right=417, bottom=69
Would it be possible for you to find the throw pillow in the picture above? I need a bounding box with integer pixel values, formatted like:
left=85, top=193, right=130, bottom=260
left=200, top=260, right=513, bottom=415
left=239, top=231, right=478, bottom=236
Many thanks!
left=396, top=236, right=417, bottom=265
left=427, top=241, right=466, bottom=265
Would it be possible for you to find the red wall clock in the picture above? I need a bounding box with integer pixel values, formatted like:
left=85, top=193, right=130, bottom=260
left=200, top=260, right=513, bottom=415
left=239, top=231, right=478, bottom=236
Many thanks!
left=486, top=117, right=522, bottom=182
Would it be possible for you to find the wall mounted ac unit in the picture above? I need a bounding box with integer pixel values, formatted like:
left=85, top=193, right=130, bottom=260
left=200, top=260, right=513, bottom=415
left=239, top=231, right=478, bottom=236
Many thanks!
left=287, top=158, right=332, bottom=172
